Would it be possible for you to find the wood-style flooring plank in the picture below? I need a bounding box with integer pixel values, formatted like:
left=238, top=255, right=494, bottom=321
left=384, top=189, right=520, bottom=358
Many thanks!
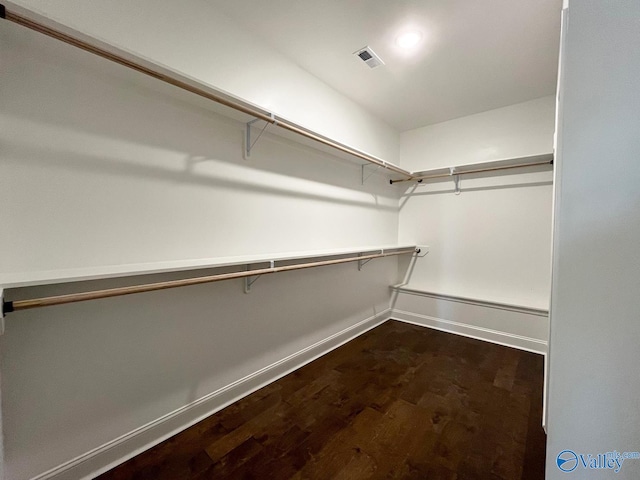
left=97, top=320, right=546, bottom=479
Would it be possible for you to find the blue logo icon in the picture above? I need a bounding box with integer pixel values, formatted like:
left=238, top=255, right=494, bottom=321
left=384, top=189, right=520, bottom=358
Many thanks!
left=557, top=450, right=579, bottom=472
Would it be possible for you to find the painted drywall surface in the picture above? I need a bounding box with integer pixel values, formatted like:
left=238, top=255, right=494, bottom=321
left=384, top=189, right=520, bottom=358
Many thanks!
left=397, top=97, right=555, bottom=310
left=392, top=291, right=548, bottom=354
left=0, top=22, right=401, bottom=479
left=2, top=262, right=397, bottom=480
left=546, top=1, right=640, bottom=478
left=400, top=96, right=556, bottom=170
left=6, top=0, right=400, bottom=163
left=0, top=22, right=398, bottom=273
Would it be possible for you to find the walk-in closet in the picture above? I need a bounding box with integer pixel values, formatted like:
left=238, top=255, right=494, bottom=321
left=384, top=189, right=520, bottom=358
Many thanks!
left=1, top=1, right=639, bottom=479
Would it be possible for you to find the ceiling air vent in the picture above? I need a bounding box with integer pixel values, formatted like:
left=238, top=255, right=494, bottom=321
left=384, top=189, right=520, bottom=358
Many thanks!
left=354, top=46, right=385, bottom=69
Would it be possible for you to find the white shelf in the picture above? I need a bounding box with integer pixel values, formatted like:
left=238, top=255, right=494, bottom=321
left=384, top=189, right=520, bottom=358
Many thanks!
left=0, top=245, right=416, bottom=289
left=411, top=153, right=554, bottom=178
left=391, top=284, right=549, bottom=316
left=2, top=3, right=411, bottom=181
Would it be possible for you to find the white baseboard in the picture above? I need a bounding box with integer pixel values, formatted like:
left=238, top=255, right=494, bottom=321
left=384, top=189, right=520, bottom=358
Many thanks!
left=390, top=286, right=548, bottom=355
left=33, top=309, right=391, bottom=480
left=392, top=309, right=547, bottom=355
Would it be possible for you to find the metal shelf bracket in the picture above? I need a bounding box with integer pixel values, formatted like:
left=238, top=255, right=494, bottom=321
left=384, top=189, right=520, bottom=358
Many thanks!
left=244, top=113, right=276, bottom=159
left=450, top=167, right=461, bottom=195
left=243, top=260, right=275, bottom=293
left=361, top=164, right=382, bottom=185
left=358, top=252, right=374, bottom=270
left=243, top=273, right=261, bottom=293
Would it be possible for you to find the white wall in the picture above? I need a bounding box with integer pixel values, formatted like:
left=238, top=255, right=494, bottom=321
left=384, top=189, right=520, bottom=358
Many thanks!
left=392, top=289, right=549, bottom=354
left=398, top=96, right=555, bottom=309
left=0, top=19, right=399, bottom=273
left=401, top=96, right=556, bottom=170
left=546, top=1, right=640, bottom=478
left=5, top=0, right=400, bottom=163
left=394, top=97, right=555, bottom=349
left=0, top=19, right=401, bottom=480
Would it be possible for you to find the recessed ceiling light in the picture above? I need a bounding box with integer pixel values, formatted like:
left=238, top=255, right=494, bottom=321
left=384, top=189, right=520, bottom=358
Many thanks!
left=396, top=31, right=423, bottom=49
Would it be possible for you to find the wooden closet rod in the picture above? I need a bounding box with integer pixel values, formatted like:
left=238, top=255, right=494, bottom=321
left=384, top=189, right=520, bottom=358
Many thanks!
left=1, top=248, right=417, bottom=315
left=389, top=159, right=553, bottom=184
left=0, top=5, right=413, bottom=180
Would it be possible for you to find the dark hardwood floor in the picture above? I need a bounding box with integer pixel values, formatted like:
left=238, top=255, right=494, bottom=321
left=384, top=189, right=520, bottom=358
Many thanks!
left=97, top=320, right=546, bottom=479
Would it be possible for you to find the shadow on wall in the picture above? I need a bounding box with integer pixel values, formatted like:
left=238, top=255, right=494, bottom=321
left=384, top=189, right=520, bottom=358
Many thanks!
left=1, top=137, right=396, bottom=212
left=0, top=22, right=397, bottom=203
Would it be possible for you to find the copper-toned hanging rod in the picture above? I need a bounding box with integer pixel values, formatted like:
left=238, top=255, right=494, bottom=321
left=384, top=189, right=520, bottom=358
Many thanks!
left=2, top=248, right=417, bottom=314
left=2, top=9, right=274, bottom=122
left=390, top=159, right=553, bottom=184
left=0, top=5, right=413, bottom=180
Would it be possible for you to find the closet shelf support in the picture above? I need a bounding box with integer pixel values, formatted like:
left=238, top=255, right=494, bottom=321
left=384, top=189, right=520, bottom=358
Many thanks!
left=243, top=260, right=275, bottom=293
left=358, top=252, right=374, bottom=270
left=450, top=167, right=461, bottom=195
left=361, top=164, right=382, bottom=185
left=245, top=113, right=276, bottom=159
left=243, top=274, right=261, bottom=293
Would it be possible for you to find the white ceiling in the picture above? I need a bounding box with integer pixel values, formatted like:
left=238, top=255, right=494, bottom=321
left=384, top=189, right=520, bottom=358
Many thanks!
left=209, top=0, right=562, bottom=132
